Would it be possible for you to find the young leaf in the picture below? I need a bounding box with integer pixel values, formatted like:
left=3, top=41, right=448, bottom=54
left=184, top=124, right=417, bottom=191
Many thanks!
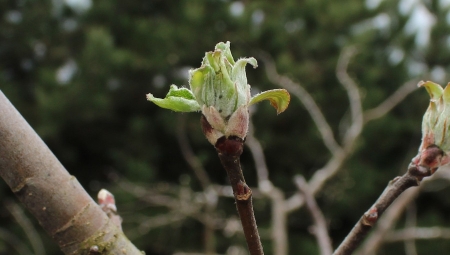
left=249, top=89, right=290, bottom=114
left=146, top=85, right=200, bottom=112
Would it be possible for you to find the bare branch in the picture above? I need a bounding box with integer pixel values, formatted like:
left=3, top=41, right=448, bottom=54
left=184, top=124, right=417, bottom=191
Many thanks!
left=295, top=176, right=333, bottom=255
left=5, top=200, right=45, bottom=255
left=214, top=135, right=264, bottom=255
left=270, top=47, right=364, bottom=213
left=259, top=52, right=342, bottom=154
left=364, top=79, right=419, bottom=123
left=246, top=116, right=288, bottom=255
left=353, top=169, right=450, bottom=255
left=177, top=114, right=212, bottom=189
left=404, top=203, right=418, bottom=255
left=336, top=46, right=363, bottom=147
left=246, top=119, right=270, bottom=186
left=334, top=147, right=443, bottom=255
left=385, top=227, right=450, bottom=242
left=0, top=227, right=32, bottom=255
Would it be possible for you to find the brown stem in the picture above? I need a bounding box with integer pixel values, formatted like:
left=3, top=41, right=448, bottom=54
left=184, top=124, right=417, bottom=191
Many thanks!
left=215, top=136, right=264, bottom=255
left=0, top=90, right=142, bottom=254
left=333, top=145, right=443, bottom=255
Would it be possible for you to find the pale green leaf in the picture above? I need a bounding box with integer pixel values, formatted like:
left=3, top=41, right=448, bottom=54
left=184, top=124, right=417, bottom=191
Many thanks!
left=419, top=81, right=444, bottom=102
left=249, top=89, right=290, bottom=114
left=146, top=85, right=200, bottom=112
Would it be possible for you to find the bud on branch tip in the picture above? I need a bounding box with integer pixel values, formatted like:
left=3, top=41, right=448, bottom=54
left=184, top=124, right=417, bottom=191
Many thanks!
left=146, top=41, right=290, bottom=144
left=414, top=81, right=450, bottom=170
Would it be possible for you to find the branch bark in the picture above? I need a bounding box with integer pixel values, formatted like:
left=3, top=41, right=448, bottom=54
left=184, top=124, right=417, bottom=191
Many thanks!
left=213, top=132, right=263, bottom=255
left=0, top=90, right=142, bottom=254
left=333, top=145, right=442, bottom=255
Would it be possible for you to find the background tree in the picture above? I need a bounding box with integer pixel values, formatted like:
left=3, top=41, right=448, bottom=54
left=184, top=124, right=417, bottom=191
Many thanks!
left=2, top=0, right=450, bottom=254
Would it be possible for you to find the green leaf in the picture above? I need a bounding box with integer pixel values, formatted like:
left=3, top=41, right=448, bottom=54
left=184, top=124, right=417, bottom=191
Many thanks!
left=249, top=89, right=290, bottom=114
left=146, top=85, right=200, bottom=112
left=419, top=81, right=444, bottom=102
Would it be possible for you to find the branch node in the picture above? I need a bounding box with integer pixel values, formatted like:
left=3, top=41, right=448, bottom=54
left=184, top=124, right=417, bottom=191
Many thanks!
left=362, top=207, right=378, bottom=227
left=236, top=182, right=252, bottom=201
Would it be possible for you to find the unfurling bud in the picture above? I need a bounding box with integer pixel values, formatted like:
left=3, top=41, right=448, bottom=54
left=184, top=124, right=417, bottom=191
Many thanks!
left=147, top=41, right=290, bottom=145
left=412, top=81, right=450, bottom=170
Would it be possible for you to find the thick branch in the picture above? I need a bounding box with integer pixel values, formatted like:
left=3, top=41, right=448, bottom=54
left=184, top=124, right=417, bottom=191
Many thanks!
left=214, top=135, right=264, bottom=255
left=0, top=90, right=142, bottom=254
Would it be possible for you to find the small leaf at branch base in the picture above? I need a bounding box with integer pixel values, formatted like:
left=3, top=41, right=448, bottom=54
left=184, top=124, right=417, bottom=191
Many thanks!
left=146, top=85, right=201, bottom=112
left=249, top=89, right=290, bottom=114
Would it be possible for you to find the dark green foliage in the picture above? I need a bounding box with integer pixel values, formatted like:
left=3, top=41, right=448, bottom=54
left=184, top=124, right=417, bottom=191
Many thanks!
left=2, top=0, right=449, bottom=254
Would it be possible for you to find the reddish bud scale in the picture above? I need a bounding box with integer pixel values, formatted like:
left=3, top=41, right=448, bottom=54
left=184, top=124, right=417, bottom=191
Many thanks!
left=215, top=136, right=244, bottom=157
left=201, top=114, right=213, bottom=135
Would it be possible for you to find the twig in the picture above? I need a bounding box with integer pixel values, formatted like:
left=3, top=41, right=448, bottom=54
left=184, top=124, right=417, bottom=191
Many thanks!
left=283, top=47, right=363, bottom=213
left=212, top=131, right=263, bottom=255
left=177, top=114, right=212, bottom=189
left=259, top=52, right=342, bottom=154
left=0, top=227, right=32, bottom=255
left=246, top=119, right=270, bottom=186
left=404, top=203, right=418, bottom=255
left=353, top=169, right=450, bottom=255
left=246, top=116, right=288, bottom=255
left=336, top=46, right=363, bottom=147
left=353, top=188, right=419, bottom=255
left=333, top=145, right=443, bottom=255
left=177, top=114, right=217, bottom=254
left=364, top=79, right=419, bottom=123
left=385, top=227, right=450, bottom=241
left=295, top=176, right=333, bottom=255
left=5, top=200, right=45, bottom=255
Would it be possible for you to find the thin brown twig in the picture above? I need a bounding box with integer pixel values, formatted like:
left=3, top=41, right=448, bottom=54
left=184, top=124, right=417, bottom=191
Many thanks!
left=295, top=176, right=333, bottom=255
left=353, top=188, right=419, bottom=255
left=213, top=133, right=264, bottom=255
left=354, top=168, right=450, bottom=255
left=333, top=146, right=443, bottom=255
